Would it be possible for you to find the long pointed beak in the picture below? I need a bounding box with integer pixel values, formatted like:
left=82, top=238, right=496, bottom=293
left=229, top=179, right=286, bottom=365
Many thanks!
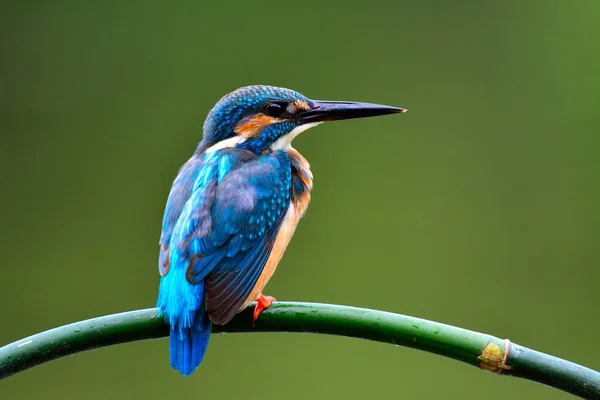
left=297, top=100, right=406, bottom=124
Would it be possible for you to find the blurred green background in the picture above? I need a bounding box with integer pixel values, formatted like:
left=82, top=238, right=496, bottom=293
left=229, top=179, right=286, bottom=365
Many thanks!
left=1, top=1, right=599, bottom=399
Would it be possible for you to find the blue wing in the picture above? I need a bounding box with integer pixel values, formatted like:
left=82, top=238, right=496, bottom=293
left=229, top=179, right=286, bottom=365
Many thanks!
left=158, top=147, right=255, bottom=274
left=159, top=155, right=213, bottom=276
left=197, top=152, right=292, bottom=324
left=161, top=148, right=292, bottom=325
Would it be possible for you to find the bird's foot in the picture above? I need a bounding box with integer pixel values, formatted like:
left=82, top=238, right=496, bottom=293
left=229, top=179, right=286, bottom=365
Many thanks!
left=253, top=294, right=276, bottom=327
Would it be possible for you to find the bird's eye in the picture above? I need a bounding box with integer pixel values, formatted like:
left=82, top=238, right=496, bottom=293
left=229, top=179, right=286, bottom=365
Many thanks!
left=264, top=102, right=286, bottom=118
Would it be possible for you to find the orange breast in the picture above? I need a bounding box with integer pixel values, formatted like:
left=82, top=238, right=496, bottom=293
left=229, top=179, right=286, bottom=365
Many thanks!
left=242, top=204, right=300, bottom=309
left=241, top=146, right=313, bottom=309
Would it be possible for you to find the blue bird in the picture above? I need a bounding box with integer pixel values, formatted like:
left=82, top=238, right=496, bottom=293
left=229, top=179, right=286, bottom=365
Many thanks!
left=156, top=85, right=405, bottom=375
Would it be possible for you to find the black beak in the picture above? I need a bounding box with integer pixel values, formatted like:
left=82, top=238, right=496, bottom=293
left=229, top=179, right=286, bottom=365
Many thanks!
left=297, top=100, right=406, bottom=124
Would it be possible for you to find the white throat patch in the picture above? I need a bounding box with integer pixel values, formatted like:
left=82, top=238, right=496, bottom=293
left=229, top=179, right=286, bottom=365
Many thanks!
left=270, top=122, right=322, bottom=150
left=205, top=135, right=247, bottom=153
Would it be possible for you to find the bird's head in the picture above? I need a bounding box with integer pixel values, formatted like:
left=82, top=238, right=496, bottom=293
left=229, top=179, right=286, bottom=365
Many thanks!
left=199, top=85, right=405, bottom=154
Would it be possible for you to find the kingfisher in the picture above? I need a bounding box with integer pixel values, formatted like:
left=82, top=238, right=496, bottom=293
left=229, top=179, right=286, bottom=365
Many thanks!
left=156, top=85, right=405, bottom=375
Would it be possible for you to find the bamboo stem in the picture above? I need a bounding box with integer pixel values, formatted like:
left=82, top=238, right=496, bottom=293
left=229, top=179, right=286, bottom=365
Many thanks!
left=0, top=302, right=598, bottom=398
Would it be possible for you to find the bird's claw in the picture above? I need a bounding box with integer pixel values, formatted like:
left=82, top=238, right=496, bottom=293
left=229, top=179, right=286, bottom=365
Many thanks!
left=253, top=294, right=276, bottom=327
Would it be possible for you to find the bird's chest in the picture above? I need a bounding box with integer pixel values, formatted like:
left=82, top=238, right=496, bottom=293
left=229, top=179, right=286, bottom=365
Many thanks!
left=237, top=148, right=312, bottom=309
left=286, top=148, right=313, bottom=218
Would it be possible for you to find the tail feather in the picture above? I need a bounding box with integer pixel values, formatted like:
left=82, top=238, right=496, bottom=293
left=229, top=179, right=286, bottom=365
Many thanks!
left=170, top=313, right=212, bottom=376
left=158, top=264, right=212, bottom=376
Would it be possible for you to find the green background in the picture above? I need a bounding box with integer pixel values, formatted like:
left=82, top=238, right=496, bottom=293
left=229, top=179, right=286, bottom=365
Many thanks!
left=1, top=1, right=599, bottom=399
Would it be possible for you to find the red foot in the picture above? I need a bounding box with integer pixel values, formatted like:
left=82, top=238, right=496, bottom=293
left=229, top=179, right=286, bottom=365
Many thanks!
left=253, top=294, right=276, bottom=326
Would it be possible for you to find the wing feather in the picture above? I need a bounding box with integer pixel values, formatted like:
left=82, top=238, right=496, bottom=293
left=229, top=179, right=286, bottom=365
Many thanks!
left=162, top=148, right=293, bottom=325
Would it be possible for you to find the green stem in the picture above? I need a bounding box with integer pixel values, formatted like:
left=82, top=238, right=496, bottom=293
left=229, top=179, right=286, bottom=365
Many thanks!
left=0, top=302, right=598, bottom=398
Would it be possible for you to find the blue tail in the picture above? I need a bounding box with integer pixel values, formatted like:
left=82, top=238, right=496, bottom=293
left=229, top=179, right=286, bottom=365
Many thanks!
left=157, top=267, right=212, bottom=376
left=169, top=313, right=212, bottom=376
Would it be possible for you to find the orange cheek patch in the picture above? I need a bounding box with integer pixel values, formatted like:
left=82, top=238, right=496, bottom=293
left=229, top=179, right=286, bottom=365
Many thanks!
left=234, top=115, right=280, bottom=138
left=293, top=100, right=311, bottom=112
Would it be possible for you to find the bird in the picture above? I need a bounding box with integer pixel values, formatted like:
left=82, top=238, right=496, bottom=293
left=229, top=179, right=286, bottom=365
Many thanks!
left=156, top=85, right=405, bottom=375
